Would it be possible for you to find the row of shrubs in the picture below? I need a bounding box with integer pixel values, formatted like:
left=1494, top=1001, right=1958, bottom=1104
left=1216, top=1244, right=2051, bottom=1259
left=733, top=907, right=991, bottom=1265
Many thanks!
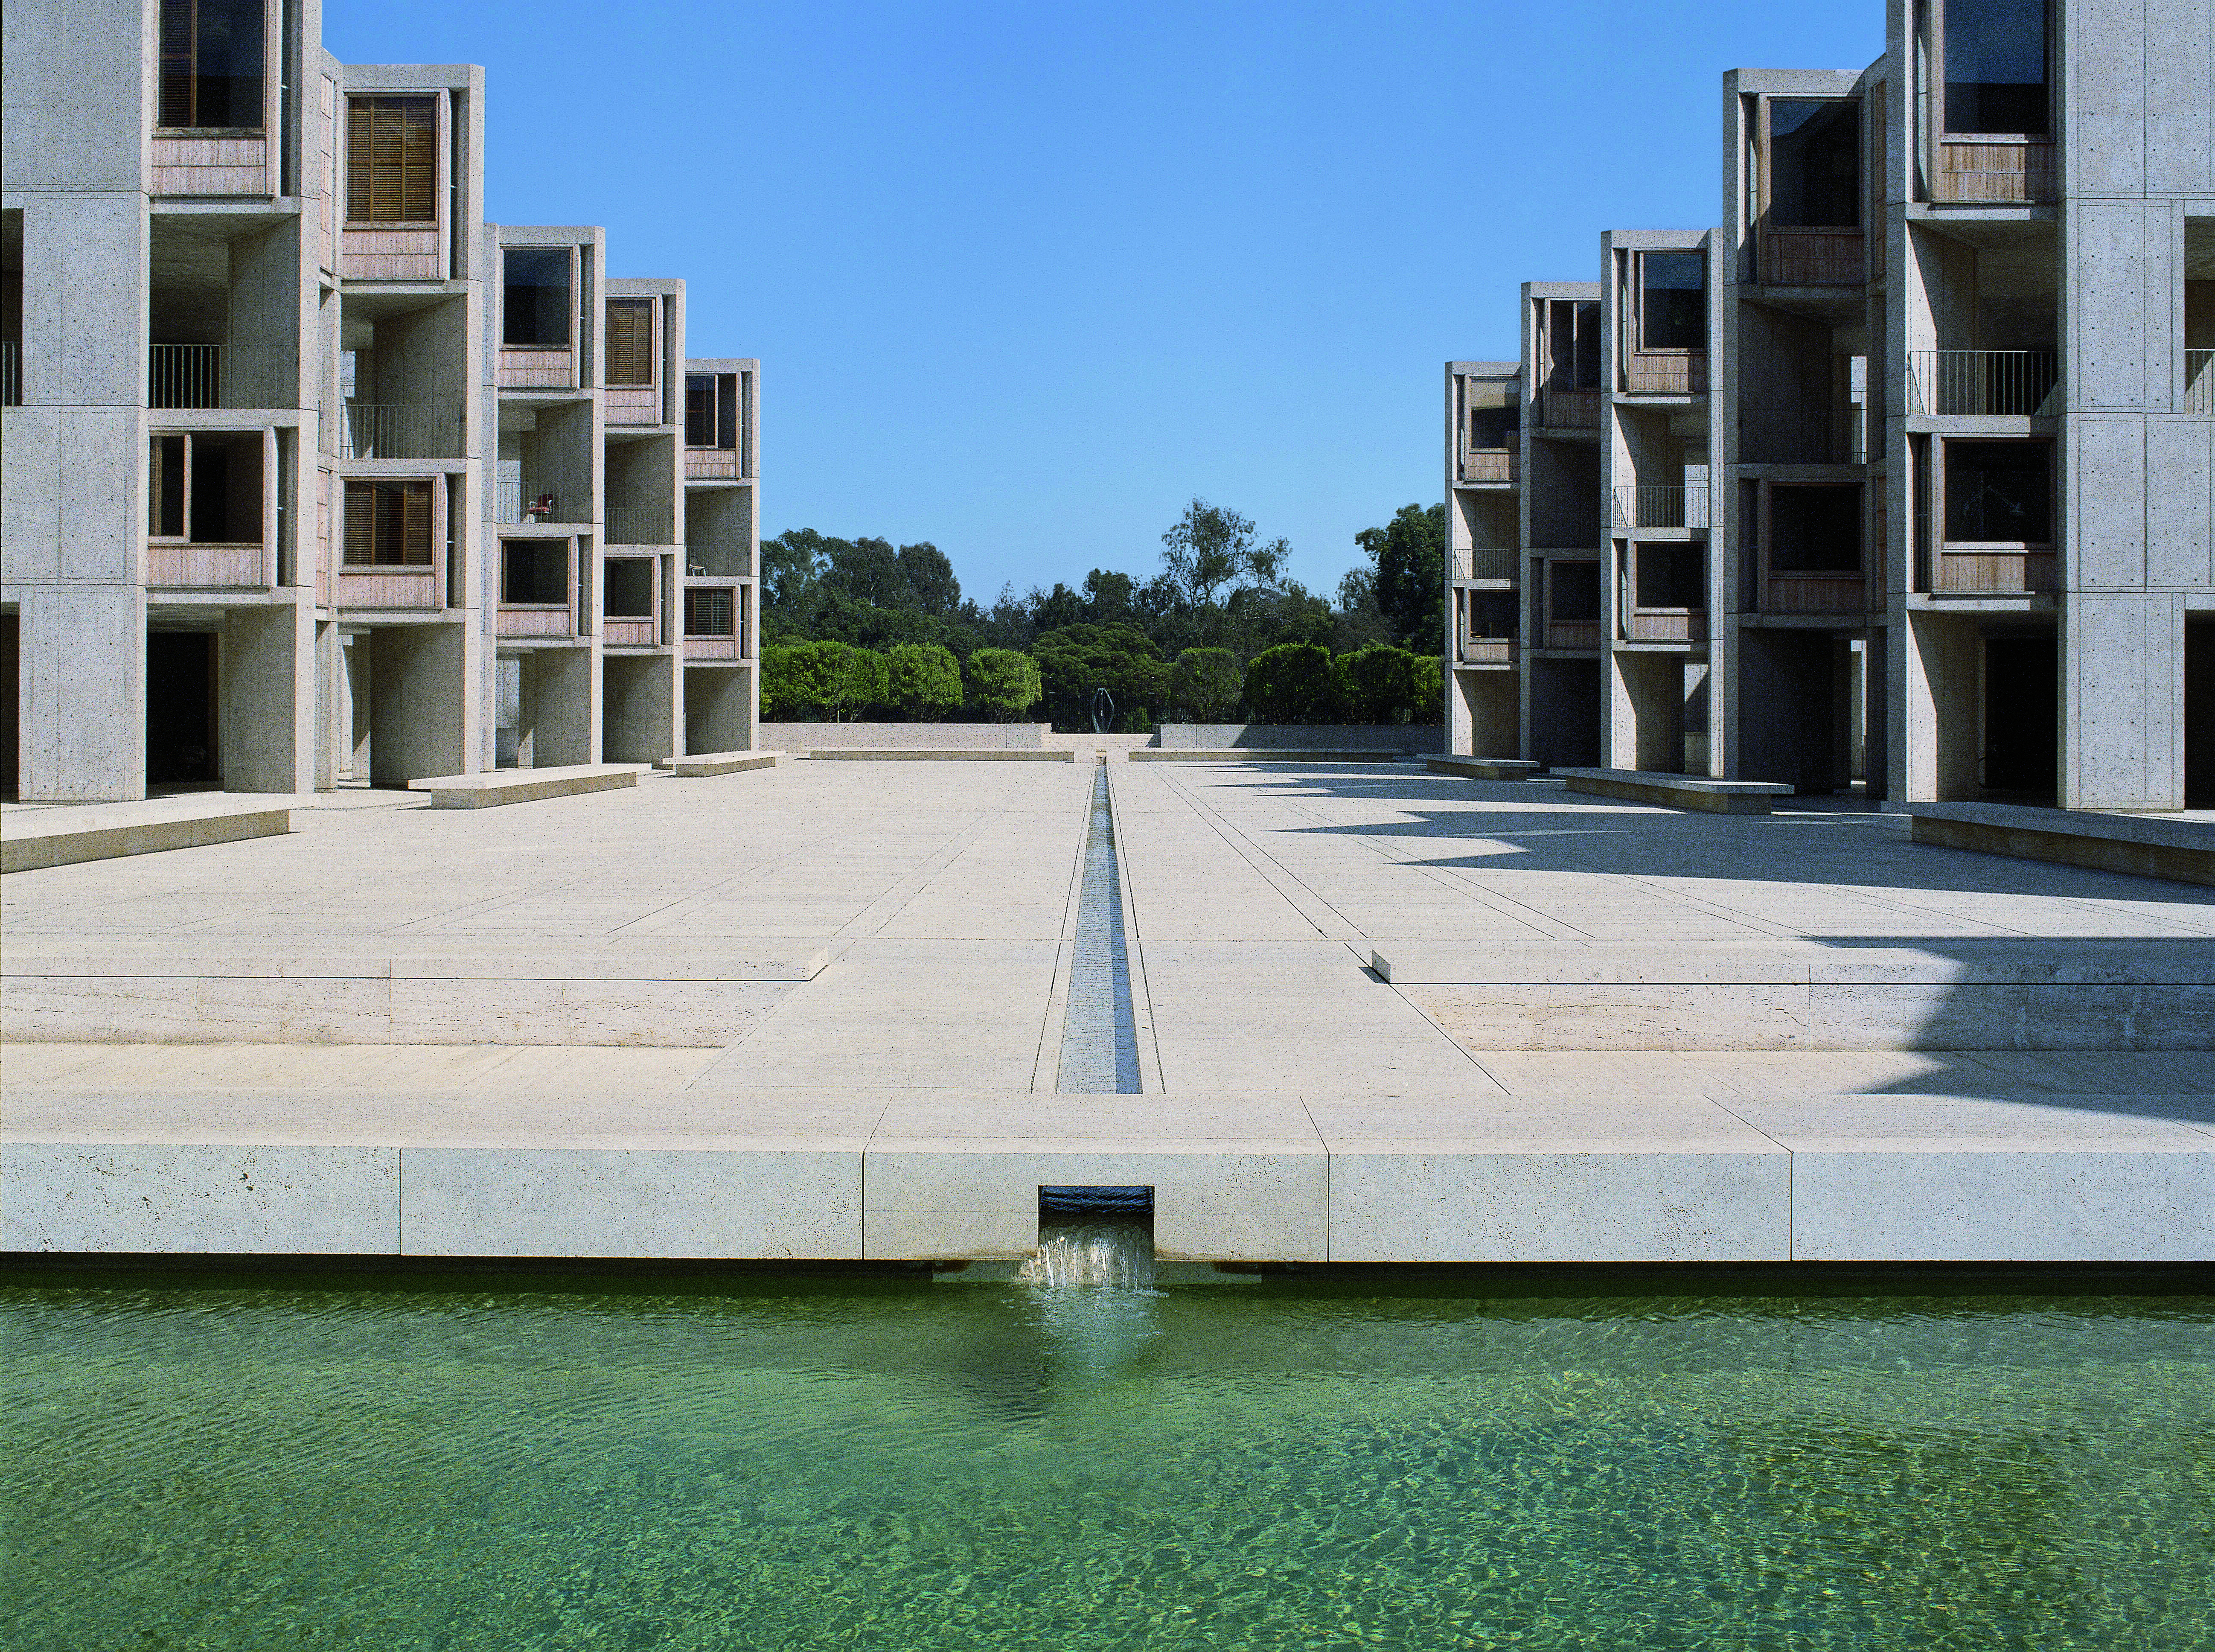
left=763, top=639, right=1442, bottom=728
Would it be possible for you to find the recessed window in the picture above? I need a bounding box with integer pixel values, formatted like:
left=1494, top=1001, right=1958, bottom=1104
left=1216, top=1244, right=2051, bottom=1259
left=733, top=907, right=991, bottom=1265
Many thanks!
left=1638, top=253, right=1706, bottom=351
left=1634, top=544, right=1704, bottom=609
left=1549, top=560, right=1601, bottom=623
left=684, top=586, right=735, bottom=637
left=605, top=300, right=655, bottom=388
left=502, top=542, right=569, bottom=605
left=342, top=479, right=434, bottom=566
left=604, top=558, right=654, bottom=618
left=1546, top=300, right=1603, bottom=389
left=1943, top=0, right=2049, bottom=135
left=685, top=373, right=740, bottom=449
left=346, top=96, right=437, bottom=222
left=148, top=432, right=264, bottom=543
left=1769, top=484, right=1862, bottom=572
left=1944, top=441, right=2052, bottom=544
left=158, top=0, right=265, bottom=131
left=503, top=250, right=571, bottom=348
left=1464, top=383, right=1519, bottom=450
left=1767, top=100, right=1860, bottom=228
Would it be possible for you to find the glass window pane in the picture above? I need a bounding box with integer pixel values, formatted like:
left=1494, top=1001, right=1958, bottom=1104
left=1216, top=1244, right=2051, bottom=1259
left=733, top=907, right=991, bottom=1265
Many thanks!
left=685, top=375, right=715, bottom=446
left=1944, top=0, right=2049, bottom=134
left=1464, top=383, right=1520, bottom=449
left=503, top=542, right=568, bottom=604
left=1640, top=253, right=1706, bottom=350
left=1768, top=100, right=1860, bottom=227
left=1551, top=561, right=1601, bottom=622
left=1944, top=442, right=2052, bottom=542
left=1634, top=544, right=1704, bottom=609
left=605, top=559, right=654, bottom=617
left=503, top=250, right=571, bottom=347
left=1769, top=485, right=1863, bottom=571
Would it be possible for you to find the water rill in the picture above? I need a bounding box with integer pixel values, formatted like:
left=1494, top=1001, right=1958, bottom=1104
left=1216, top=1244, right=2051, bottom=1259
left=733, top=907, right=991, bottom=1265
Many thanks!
left=1055, top=766, right=1141, bottom=1095
left=1020, top=1186, right=1157, bottom=1290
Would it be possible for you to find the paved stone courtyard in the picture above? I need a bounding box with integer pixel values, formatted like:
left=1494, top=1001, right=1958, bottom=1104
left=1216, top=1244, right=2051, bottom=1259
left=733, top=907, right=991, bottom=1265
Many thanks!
left=4, top=760, right=2211, bottom=1261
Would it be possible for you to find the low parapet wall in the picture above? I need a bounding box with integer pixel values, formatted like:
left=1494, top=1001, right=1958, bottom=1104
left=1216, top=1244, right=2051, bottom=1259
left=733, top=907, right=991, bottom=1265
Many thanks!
left=1883, top=801, right=2215, bottom=888
left=1160, top=724, right=1441, bottom=753
left=762, top=723, right=1049, bottom=749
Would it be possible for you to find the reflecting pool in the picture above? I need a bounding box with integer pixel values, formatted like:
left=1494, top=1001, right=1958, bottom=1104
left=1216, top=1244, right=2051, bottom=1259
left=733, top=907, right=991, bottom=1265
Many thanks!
left=3, top=1268, right=2209, bottom=1649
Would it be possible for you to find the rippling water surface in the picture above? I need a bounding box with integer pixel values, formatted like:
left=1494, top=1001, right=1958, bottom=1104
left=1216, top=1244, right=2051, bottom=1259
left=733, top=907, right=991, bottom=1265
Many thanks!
left=3, top=1270, right=2208, bottom=1650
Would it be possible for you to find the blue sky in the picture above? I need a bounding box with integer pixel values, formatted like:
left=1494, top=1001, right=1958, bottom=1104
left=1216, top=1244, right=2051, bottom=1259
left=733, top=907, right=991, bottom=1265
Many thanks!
left=328, top=1, right=1884, bottom=606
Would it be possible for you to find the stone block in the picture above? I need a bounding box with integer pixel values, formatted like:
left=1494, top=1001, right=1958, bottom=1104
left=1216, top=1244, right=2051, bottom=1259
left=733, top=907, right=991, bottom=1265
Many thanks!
left=1, top=1143, right=399, bottom=1252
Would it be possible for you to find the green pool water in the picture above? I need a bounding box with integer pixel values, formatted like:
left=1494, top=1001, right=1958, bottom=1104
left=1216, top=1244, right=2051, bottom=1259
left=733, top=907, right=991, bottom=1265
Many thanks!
left=3, top=1268, right=2209, bottom=1650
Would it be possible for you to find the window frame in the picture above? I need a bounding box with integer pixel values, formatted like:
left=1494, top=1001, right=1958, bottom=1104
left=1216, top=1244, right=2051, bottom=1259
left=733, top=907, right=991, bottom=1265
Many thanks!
left=499, top=538, right=576, bottom=610
left=342, top=91, right=446, bottom=228
left=1933, top=0, right=2054, bottom=143
left=499, top=245, right=579, bottom=353
left=156, top=0, right=274, bottom=134
left=605, top=298, right=658, bottom=390
left=1633, top=251, right=1709, bottom=357
left=147, top=428, right=273, bottom=548
left=341, top=476, right=440, bottom=568
left=1756, top=96, right=1864, bottom=232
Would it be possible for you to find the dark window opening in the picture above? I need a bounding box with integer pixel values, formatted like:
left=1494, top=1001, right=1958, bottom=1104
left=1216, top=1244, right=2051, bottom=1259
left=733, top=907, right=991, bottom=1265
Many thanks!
left=1550, top=561, right=1601, bottom=622
left=148, top=431, right=263, bottom=543
left=1467, top=590, right=1518, bottom=638
left=604, top=558, right=654, bottom=617
left=502, top=250, right=571, bottom=348
left=606, top=300, right=655, bottom=387
left=146, top=632, right=219, bottom=784
left=1769, top=99, right=1860, bottom=227
left=158, top=0, right=264, bottom=130
left=1547, top=300, right=1602, bottom=389
left=686, top=373, right=740, bottom=449
left=1945, top=441, right=2052, bottom=543
left=684, top=586, right=735, bottom=637
left=503, top=542, right=568, bottom=604
left=1634, top=544, right=1704, bottom=610
left=1639, top=253, right=1706, bottom=351
left=1769, top=485, right=1863, bottom=572
left=342, top=479, right=433, bottom=566
left=1465, top=384, right=1519, bottom=449
left=1943, top=0, right=2049, bottom=134
left=346, top=96, right=436, bottom=222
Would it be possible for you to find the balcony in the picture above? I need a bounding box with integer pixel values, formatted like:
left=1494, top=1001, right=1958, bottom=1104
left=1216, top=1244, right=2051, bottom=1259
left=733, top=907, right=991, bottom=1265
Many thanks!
left=149, top=344, right=290, bottom=410
left=1538, top=388, right=1602, bottom=430
left=151, top=134, right=270, bottom=197
left=1765, top=574, right=1867, bottom=612
left=682, top=579, right=747, bottom=660
left=684, top=446, right=745, bottom=480
left=1909, top=351, right=2059, bottom=416
left=1624, top=353, right=1707, bottom=395
left=1544, top=621, right=1602, bottom=650
left=605, top=505, right=673, bottom=547
left=1935, top=550, right=2058, bottom=594
left=496, top=349, right=575, bottom=391
left=495, top=481, right=576, bottom=525
left=603, top=556, right=660, bottom=648
left=1762, top=228, right=1865, bottom=286
left=1931, top=140, right=2057, bottom=205
left=339, top=402, right=463, bottom=460
left=1459, top=449, right=1516, bottom=484
left=1612, top=487, right=1709, bottom=530
left=1457, top=637, right=1514, bottom=666
left=2187, top=351, right=2212, bottom=417
left=497, top=540, right=576, bottom=637
left=148, top=542, right=268, bottom=589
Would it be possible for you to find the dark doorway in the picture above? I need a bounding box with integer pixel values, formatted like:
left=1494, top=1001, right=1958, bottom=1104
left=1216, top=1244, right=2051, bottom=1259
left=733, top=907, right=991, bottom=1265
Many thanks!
left=147, top=631, right=218, bottom=785
left=1982, top=633, right=2055, bottom=800
left=1, top=613, right=17, bottom=797
left=2187, top=620, right=2213, bottom=808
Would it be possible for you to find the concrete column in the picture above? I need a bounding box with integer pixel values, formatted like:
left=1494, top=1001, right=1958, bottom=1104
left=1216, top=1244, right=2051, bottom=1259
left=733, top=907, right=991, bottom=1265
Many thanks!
left=1898, top=610, right=1979, bottom=801
left=602, top=653, right=676, bottom=765
left=218, top=600, right=314, bottom=793
left=15, top=586, right=145, bottom=801
left=2063, top=592, right=2185, bottom=810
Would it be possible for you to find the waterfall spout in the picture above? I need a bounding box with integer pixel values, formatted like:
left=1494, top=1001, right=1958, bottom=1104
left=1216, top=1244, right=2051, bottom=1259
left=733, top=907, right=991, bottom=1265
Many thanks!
left=1018, top=1219, right=1156, bottom=1291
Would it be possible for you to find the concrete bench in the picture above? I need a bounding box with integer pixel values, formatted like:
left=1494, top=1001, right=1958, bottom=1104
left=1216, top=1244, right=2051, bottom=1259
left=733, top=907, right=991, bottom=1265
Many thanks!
left=407, top=764, right=645, bottom=809
left=668, top=750, right=787, bottom=778
left=1883, top=800, right=2215, bottom=888
left=1, top=795, right=295, bottom=874
left=1426, top=757, right=1544, bottom=781
left=1129, top=749, right=1402, bottom=763
left=1552, top=768, right=1794, bottom=814
left=807, top=748, right=1076, bottom=761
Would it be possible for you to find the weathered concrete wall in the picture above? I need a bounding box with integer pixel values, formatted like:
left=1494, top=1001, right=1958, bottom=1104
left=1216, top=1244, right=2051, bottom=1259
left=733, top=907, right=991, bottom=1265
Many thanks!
left=764, top=721, right=1049, bottom=749
left=1159, top=724, right=1440, bottom=752
left=602, top=652, right=675, bottom=765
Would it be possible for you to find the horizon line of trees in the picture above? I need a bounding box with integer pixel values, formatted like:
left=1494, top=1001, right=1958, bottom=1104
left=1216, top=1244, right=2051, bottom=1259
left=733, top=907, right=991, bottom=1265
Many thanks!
left=760, top=498, right=1447, bottom=731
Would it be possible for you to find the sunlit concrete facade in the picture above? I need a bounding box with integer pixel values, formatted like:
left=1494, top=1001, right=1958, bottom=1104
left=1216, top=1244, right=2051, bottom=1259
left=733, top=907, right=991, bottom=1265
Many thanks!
left=1448, top=0, right=2215, bottom=814
left=1, top=0, right=760, bottom=801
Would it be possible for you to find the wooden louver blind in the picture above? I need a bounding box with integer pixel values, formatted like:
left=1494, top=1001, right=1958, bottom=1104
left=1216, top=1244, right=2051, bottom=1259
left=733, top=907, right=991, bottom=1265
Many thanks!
left=605, top=300, right=655, bottom=387
left=347, top=96, right=437, bottom=223
left=343, top=480, right=434, bottom=566
left=158, top=0, right=198, bottom=128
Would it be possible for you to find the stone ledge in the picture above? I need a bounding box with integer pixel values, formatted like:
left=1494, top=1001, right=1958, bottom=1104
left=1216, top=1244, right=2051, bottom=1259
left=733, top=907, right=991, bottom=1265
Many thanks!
left=1882, top=801, right=2215, bottom=888
left=669, top=750, right=788, bottom=777
left=1129, top=749, right=1403, bottom=763
left=407, top=764, right=646, bottom=808
left=1, top=797, right=296, bottom=874
left=1427, top=757, right=1545, bottom=781
left=806, top=748, right=1077, bottom=762
left=1553, top=768, right=1795, bottom=814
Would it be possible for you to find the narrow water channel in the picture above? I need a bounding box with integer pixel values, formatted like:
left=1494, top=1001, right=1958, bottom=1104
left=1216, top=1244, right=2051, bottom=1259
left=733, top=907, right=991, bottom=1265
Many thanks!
left=1056, top=764, right=1141, bottom=1094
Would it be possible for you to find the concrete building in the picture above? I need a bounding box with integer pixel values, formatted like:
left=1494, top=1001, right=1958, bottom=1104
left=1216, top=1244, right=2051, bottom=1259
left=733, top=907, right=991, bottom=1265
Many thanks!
left=1448, top=0, right=2215, bottom=815
left=1, top=0, right=761, bottom=802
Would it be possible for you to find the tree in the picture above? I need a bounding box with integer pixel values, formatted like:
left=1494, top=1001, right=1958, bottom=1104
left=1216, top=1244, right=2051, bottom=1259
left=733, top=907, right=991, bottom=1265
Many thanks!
left=899, top=542, right=961, bottom=615
left=835, top=646, right=889, bottom=720
left=761, top=639, right=852, bottom=720
left=1335, top=643, right=1420, bottom=724
left=1408, top=653, right=1444, bottom=725
left=1080, top=568, right=1133, bottom=623
left=1159, top=499, right=1292, bottom=609
left=966, top=647, right=1042, bottom=722
left=887, top=643, right=962, bottom=721
left=1243, top=642, right=1343, bottom=725
left=1355, top=503, right=1447, bottom=647
left=1168, top=648, right=1243, bottom=723
left=1030, top=624, right=1168, bottom=731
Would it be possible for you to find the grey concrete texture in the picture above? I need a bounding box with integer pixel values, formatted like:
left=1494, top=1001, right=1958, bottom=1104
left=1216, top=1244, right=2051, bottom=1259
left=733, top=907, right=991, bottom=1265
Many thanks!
left=1159, top=725, right=1444, bottom=753
left=4, top=763, right=2213, bottom=1259
left=1, top=796, right=296, bottom=872
left=764, top=723, right=1050, bottom=749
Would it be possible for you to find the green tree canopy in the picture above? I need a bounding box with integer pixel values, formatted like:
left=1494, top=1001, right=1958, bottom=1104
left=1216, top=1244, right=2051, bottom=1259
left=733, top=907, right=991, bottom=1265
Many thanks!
left=1031, top=624, right=1167, bottom=731
left=1334, top=643, right=1420, bottom=724
left=1168, top=648, right=1243, bottom=723
left=1354, top=503, right=1447, bottom=647
left=887, top=643, right=962, bottom=721
left=1243, top=642, right=1343, bottom=725
left=964, top=647, right=1042, bottom=722
left=1159, top=499, right=1291, bottom=609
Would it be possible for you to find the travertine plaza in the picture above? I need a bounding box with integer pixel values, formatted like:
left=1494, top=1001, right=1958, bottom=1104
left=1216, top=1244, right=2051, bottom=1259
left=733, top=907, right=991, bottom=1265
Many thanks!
left=2, top=0, right=2210, bottom=1268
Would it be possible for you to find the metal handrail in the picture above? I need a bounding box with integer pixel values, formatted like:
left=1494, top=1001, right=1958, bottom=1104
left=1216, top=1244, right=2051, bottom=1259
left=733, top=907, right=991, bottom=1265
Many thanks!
left=2187, top=350, right=2213, bottom=417
left=340, top=402, right=463, bottom=460
left=1907, top=350, right=2058, bottom=416
left=1611, top=486, right=1709, bottom=530
left=148, top=344, right=289, bottom=409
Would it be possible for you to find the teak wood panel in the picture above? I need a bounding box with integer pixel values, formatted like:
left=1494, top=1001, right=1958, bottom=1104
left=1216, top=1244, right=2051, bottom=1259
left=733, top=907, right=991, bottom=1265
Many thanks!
left=150, top=135, right=269, bottom=197
left=147, top=543, right=267, bottom=588
left=1461, top=450, right=1516, bottom=484
left=1540, top=389, right=1603, bottom=429
left=1931, top=141, right=2058, bottom=204
left=340, top=226, right=441, bottom=281
left=684, top=637, right=742, bottom=660
left=1763, top=229, right=1865, bottom=286
left=1764, top=576, right=1867, bottom=612
left=336, top=569, right=439, bottom=609
left=604, top=388, right=661, bottom=426
left=1626, top=612, right=1706, bottom=643
left=498, top=350, right=575, bottom=390
left=1625, top=352, right=1708, bottom=394
left=495, top=606, right=574, bottom=637
left=1936, top=550, right=2058, bottom=592
left=604, top=618, right=657, bottom=647
left=1546, top=622, right=1602, bottom=650
left=684, top=449, right=743, bottom=478
left=1459, top=638, right=1513, bottom=664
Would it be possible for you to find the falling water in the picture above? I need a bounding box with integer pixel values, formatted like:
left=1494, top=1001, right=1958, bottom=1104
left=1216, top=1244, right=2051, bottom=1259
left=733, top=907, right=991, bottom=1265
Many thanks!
left=1017, top=1219, right=1156, bottom=1291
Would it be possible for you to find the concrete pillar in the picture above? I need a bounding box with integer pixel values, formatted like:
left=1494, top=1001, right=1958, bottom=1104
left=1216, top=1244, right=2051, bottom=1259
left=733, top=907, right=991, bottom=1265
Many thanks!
left=17, top=586, right=145, bottom=800
left=530, top=644, right=597, bottom=768
left=603, top=653, right=676, bottom=764
left=1898, top=610, right=1979, bottom=801
left=218, top=600, right=314, bottom=793
left=368, top=624, right=469, bottom=784
left=684, top=666, right=755, bottom=755
left=2062, top=592, right=2186, bottom=810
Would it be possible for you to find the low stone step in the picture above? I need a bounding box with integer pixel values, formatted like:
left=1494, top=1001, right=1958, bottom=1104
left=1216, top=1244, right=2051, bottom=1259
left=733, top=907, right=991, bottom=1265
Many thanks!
left=2, top=796, right=296, bottom=874
left=669, top=750, right=788, bottom=777
left=1426, top=757, right=1544, bottom=781
left=407, top=764, right=645, bottom=808
left=807, top=748, right=1077, bottom=761
left=1883, top=800, right=2215, bottom=888
left=1552, top=767, right=1793, bottom=814
left=1129, top=749, right=1402, bottom=763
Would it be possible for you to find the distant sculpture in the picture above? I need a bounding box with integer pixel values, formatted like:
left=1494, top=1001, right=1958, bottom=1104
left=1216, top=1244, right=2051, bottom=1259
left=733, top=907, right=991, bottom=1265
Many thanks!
left=1090, top=688, right=1115, bottom=735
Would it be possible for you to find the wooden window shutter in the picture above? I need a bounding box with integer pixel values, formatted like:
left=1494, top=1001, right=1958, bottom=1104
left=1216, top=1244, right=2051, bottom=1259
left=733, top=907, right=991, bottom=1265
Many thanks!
left=348, top=96, right=437, bottom=222
left=159, top=0, right=197, bottom=127
left=607, top=300, right=654, bottom=387
left=403, top=481, right=432, bottom=564
left=343, top=481, right=374, bottom=564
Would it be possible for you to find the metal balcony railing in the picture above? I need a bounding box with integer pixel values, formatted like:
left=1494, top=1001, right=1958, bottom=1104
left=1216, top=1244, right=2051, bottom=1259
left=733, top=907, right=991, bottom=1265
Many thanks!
left=0, top=341, right=19, bottom=406
left=2187, top=351, right=2213, bottom=417
left=1611, top=486, right=1709, bottom=530
left=605, top=506, right=673, bottom=545
left=340, top=402, right=463, bottom=460
left=148, top=344, right=289, bottom=409
left=1907, top=350, right=2059, bottom=417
